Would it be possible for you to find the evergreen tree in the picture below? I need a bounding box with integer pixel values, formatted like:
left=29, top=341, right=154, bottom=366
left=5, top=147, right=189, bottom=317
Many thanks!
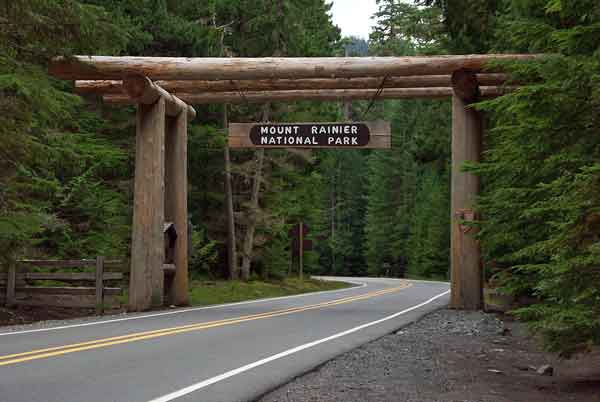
left=365, top=1, right=452, bottom=278
left=466, top=0, right=600, bottom=355
left=0, top=0, right=137, bottom=263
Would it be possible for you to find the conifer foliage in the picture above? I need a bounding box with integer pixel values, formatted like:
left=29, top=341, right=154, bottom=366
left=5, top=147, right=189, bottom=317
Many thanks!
left=469, top=0, right=600, bottom=355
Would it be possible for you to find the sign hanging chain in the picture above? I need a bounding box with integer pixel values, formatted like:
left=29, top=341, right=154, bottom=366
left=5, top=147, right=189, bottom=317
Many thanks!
left=234, top=83, right=251, bottom=109
left=361, top=74, right=390, bottom=120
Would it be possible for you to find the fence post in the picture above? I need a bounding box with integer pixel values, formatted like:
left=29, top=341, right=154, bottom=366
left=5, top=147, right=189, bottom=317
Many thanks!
left=6, top=260, right=16, bottom=307
left=96, top=256, right=105, bottom=315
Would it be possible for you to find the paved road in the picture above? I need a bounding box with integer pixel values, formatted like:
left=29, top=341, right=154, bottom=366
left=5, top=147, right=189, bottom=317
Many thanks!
left=0, top=277, right=449, bottom=402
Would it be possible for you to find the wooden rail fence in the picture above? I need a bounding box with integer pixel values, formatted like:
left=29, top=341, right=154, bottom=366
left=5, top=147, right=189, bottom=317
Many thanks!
left=1, top=257, right=125, bottom=314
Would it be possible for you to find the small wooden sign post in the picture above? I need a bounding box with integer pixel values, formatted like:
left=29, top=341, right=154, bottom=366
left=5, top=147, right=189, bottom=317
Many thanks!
left=299, top=222, right=304, bottom=281
left=228, top=121, right=391, bottom=149
left=289, top=222, right=311, bottom=280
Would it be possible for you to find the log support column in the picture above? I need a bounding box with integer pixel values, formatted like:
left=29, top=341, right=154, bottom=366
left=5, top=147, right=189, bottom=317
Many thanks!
left=165, top=111, right=189, bottom=306
left=127, top=75, right=195, bottom=311
left=450, top=69, right=483, bottom=310
left=129, top=98, right=166, bottom=311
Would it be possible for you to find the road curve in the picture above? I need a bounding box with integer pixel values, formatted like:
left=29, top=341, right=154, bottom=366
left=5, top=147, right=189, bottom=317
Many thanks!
left=0, top=277, right=449, bottom=402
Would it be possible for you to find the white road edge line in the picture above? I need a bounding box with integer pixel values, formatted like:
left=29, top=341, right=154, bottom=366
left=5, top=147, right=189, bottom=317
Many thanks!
left=0, top=280, right=366, bottom=337
left=146, top=289, right=451, bottom=402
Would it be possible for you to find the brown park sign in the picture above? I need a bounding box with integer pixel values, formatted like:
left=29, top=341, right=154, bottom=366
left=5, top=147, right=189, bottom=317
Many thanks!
left=228, top=121, right=391, bottom=149
left=288, top=223, right=309, bottom=238
left=292, top=238, right=313, bottom=252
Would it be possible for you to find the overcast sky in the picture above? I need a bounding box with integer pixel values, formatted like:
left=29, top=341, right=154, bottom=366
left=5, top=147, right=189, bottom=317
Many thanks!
left=329, top=0, right=379, bottom=40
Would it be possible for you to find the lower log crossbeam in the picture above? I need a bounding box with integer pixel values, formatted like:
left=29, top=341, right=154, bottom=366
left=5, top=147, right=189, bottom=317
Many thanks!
left=103, top=86, right=514, bottom=105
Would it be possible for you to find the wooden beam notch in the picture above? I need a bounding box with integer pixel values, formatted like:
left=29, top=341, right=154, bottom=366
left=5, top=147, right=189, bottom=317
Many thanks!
left=122, top=75, right=197, bottom=120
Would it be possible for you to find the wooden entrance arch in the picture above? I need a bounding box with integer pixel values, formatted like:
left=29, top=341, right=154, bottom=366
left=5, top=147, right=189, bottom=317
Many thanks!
left=50, top=54, right=536, bottom=311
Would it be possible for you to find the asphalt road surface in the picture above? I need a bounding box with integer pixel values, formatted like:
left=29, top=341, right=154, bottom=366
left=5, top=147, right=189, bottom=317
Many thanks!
left=0, top=277, right=449, bottom=402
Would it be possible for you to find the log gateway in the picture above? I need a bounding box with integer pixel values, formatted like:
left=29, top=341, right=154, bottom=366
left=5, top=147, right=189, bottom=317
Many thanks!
left=48, top=54, right=541, bottom=311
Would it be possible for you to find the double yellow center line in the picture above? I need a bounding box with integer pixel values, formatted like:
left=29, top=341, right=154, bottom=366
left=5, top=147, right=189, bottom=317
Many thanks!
left=0, top=283, right=410, bottom=367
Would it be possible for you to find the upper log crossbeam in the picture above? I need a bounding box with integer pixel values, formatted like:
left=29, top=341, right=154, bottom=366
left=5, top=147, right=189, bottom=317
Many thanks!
left=50, top=54, right=538, bottom=81
left=122, top=75, right=196, bottom=120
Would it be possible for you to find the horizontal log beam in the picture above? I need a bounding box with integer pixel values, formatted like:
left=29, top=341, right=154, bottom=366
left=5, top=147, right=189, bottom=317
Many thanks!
left=50, top=54, right=539, bottom=81
left=16, top=286, right=122, bottom=296
left=103, top=86, right=514, bottom=105
left=123, top=75, right=196, bottom=120
left=15, top=272, right=123, bottom=281
left=19, top=259, right=96, bottom=267
left=18, top=259, right=123, bottom=267
left=75, top=74, right=507, bottom=94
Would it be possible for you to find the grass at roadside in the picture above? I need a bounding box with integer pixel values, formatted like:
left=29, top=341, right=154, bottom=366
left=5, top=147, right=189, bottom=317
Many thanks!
left=188, top=277, right=352, bottom=306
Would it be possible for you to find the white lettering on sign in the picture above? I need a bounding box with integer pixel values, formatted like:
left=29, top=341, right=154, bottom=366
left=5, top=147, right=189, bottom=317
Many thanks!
left=327, top=137, right=356, bottom=146
left=307, top=124, right=360, bottom=135
left=262, top=136, right=319, bottom=146
left=246, top=122, right=379, bottom=148
left=327, top=137, right=358, bottom=145
left=261, top=126, right=302, bottom=135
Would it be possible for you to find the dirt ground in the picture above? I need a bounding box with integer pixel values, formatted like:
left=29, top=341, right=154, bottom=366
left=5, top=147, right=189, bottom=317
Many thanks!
left=0, top=305, right=102, bottom=326
left=258, top=309, right=600, bottom=402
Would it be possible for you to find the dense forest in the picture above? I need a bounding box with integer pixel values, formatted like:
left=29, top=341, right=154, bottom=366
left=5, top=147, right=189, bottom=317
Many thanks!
left=1, top=0, right=598, bottom=355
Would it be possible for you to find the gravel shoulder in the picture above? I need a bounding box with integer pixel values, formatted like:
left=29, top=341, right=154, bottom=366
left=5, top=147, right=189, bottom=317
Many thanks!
left=258, top=309, right=599, bottom=402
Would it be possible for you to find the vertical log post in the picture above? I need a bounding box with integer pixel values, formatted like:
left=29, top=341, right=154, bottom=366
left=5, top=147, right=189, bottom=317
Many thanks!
left=129, top=98, right=166, bottom=311
left=6, top=260, right=16, bottom=307
left=165, top=110, right=189, bottom=306
left=450, top=69, right=483, bottom=310
left=95, top=255, right=105, bottom=315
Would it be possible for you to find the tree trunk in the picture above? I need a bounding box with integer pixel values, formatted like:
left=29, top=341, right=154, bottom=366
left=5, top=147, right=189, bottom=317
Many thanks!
left=240, top=105, right=269, bottom=280
left=217, top=22, right=239, bottom=281
left=331, top=186, right=336, bottom=273
left=223, top=104, right=238, bottom=280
